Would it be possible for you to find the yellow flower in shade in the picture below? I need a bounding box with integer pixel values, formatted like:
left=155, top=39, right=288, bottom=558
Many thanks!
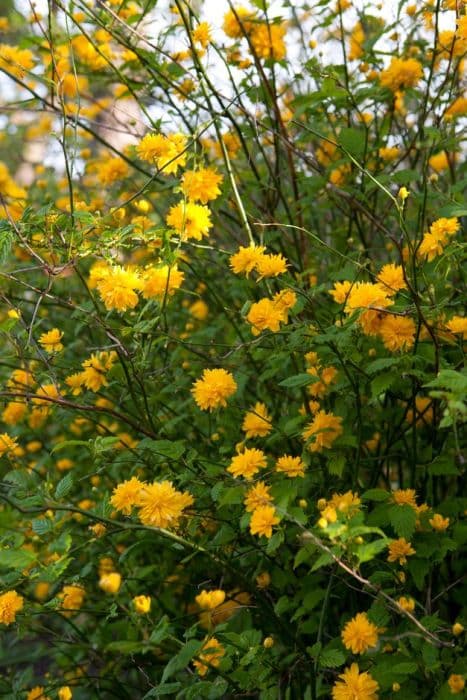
left=227, top=448, right=267, bottom=480
left=133, top=595, right=151, bottom=614
left=378, top=315, right=416, bottom=352
left=230, top=245, right=266, bottom=276
left=387, top=538, right=416, bottom=565
left=332, top=663, right=379, bottom=700
left=0, top=433, right=19, bottom=457
left=195, top=590, right=226, bottom=610
left=246, top=298, right=285, bottom=335
left=275, top=455, right=305, bottom=478
left=59, top=585, right=85, bottom=616
left=0, top=590, right=24, bottom=625
left=452, top=623, right=464, bottom=636
left=397, top=596, right=415, bottom=612
left=250, top=22, right=287, bottom=61
left=376, top=264, right=407, bottom=295
left=328, top=491, right=361, bottom=515
left=341, top=612, right=379, bottom=654
left=193, top=637, right=225, bottom=676
left=392, top=489, right=417, bottom=508
left=192, top=368, right=237, bottom=411
left=181, top=168, right=223, bottom=203
left=137, top=481, right=194, bottom=528
left=242, top=402, right=272, bottom=438
left=80, top=351, right=117, bottom=392
left=39, top=328, right=64, bottom=353
left=448, top=675, right=465, bottom=694
left=329, top=280, right=352, bottom=304
left=445, top=316, right=467, bottom=340
left=65, top=373, right=84, bottom=396
left=192, top=21, right=212, bottom=48
left=379, top=57, right=423, bottom=91
left=110, top=477, right=145, bottom=515
left=255, top=253, right=288, bottom=279
left=96, top=266, right=142, bottom=312
left=244, top=481, right=272, bottom=512
left=429, top=513, right=450, bottom=531
left=256, top=571, right=271, bottom=588
left=166, top=201, right=212, bottom=241
left=406, top=396, right=434, bottom=426
left=141, top=265, right=184, bottom=300
left=26, top=688, right=50, bottom=700
left=302, top=411, right=343, bottom=452
left=99, top=572, right=121, bottom=595
left=58, top=688, right=72, bottom=700
left=249, top=505, right=279, bottom=538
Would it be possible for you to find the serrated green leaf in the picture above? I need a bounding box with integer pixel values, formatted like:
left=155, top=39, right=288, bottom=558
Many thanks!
left=362, top=489, right=390, bottom=502
left=278, top=373, right=319, bottom=388
left=319, top=648, right=346, bottom=668
left=356, top=538, right=389, bottom=563
left=0, top=548, right=36, bottom=569
left=54, top=473, right=74, bottom=499
left=31, top=518, right=53, bottom=536
left=389, top=504, right=417, bottom=539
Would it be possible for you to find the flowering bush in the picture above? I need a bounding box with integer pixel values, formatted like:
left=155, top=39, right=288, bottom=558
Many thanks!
left=0, top=0, right=466, bottom=698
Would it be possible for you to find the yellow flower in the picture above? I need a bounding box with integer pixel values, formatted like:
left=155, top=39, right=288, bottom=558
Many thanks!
left=397, top=596, right=415, bottom=612
left=341, top=612, right=379, bottom=654
left=429, top=513, right=450, bottom=531
left=96, top=266, right=142, bottom=312
left=133, top=595, right=151, bottom=614
left=2, top=401, right=26, bottom=425
left=97, top=156, right=129, bottom=185
left=99, top=572, right=122, bottom=594
left=376, top=264, right=406, bottom=294
left=193, top=637, right=225, bottom=676
left=348, top=21, right=365, bottom=61
left=448, top=675, right=465, bottom=694
left=445, top=316, right=467, bottom=340
left=452, top=623, right=464, bottom=636
left=110, top=477, right=145, bottom=515
left=0, top=433, right=19, bottom=457
left=429, top=151, right=450, bottom=173
left=223, top=7, right=256, bottom=38
left=189, top=299, right=209, bottom=321
left=195, top=590, right=226, bottom=610
left=192, top=21, right=212, bottom=47
left=59, top=585, right=85, bottom=616
left=378, top=315, right=416, bottom=352
left=392, top=489, right=417, bottom=508
left=249, top=505, right=280, bottom=538
left=58, top=688, right=72, bottom=700
left=166, top=201, right=212, bottom=240
left=38, top=328, right=64, bottom=353
left=181, top=167, right=223, bottom=203
left=244, top=481, right=272, bottom=512
left=242, top=402, right=272, bottom=438
left=345, top=282, right=392, bottom=313
left=0, top=44, right=34, bottom=78
left=246, top=298, right=286, bottom=335
left=137, top=132, right=187, bottom=174
left=445, top=96, right=467, bottom=120
left=137, top=481, right=194, bottom=528
left=227, top=447, right=267, bottom=480
left=80, top=351, right=117, bottom=392
left=379, top=146, right=400, bottom=161
left=328, top=491, right=361, bottom=515
left=329, top=280, right=352, bottom=304
left=0, top=590, right=24, bottom=625
left=256, top=571, right=271, bottom=588
left=379, top=57, right=423, bottom=91
left=275, top=455, right=305, bottom=478
left=141, top=265, right=184, bottom=299
left=230, top=245, right=266, bottom=276
left=26, top=688, right=50, bottom=700
left=255, top=253, right=288, bottom=279
left=192, top=368, right=237, bottom=411
left=302, top=411, right=343, bottom=452
left=387, top=538, right=416, bottom=565
left=250, top=22, right=287, bottom=61
left=332, top=663, right=379, bottom=700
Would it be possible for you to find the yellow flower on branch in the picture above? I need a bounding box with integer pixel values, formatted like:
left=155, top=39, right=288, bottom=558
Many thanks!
left=0, top=590, right=24, bottom=625
left=39, top=328, right=64, bottom=353
left=249, top=505, right=279, bottom=538
left=341, top=612, right=379, bottom=654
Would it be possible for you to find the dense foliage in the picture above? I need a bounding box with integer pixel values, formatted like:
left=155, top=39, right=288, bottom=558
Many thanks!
left=0, top=0, right=466, bottom=697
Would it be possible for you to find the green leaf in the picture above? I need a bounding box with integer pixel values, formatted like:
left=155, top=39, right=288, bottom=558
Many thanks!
left=54, top=473, right=74, bottom=499
left=311, top=551, right=333, bottom=572
left=361, top=489, right=389, bottom=502
left=371, top=373, right=395, bottom=397
left=278, top=374, right=319, bottom=388
left=338, top=127, right=366, bottom=158
left=139, top=439, right=185, bottom=459
left=318, top=649, right=346, bottom=668
left=161, top=640, right=202, bottom=683
left=31, top=518, right=53, bottom=536
left=328, top=455, right=345, bottom=477
left=0, top=548, right=36, bottom=569
left=356, top=538, right=389, bottom=563
left=389, top=505, right=417, bottom=539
